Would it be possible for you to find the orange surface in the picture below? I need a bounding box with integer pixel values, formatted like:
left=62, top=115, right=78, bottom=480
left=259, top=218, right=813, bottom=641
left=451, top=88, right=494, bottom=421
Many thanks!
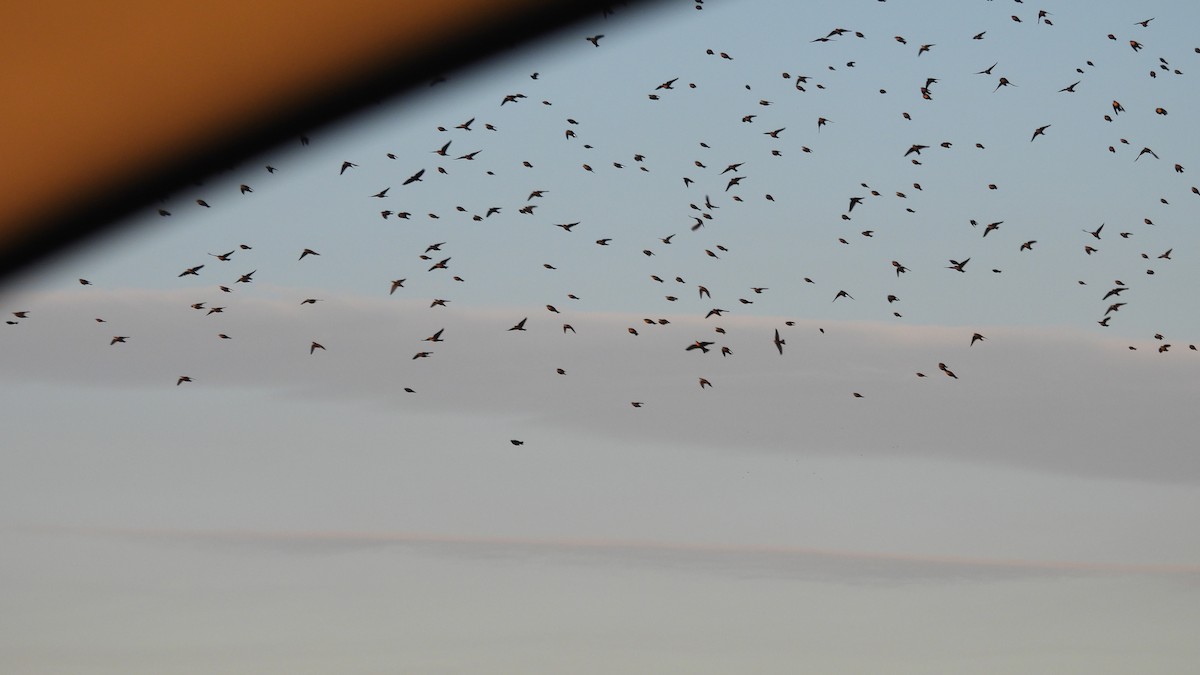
left=0, top=0, right=585, bottom=268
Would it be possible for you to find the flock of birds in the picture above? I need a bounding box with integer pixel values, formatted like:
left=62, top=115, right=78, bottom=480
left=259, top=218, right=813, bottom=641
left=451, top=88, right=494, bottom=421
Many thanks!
left=5, top=0, right=1199, bottom=445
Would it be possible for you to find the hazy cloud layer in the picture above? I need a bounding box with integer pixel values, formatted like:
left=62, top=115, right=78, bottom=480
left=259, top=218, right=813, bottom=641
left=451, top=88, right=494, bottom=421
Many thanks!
left=3, top=287, right=1198, bottom=484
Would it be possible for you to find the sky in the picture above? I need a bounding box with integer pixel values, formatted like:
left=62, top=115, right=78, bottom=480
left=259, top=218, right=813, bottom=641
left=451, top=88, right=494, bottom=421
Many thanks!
left=3, top=1, right=1200, bottom=673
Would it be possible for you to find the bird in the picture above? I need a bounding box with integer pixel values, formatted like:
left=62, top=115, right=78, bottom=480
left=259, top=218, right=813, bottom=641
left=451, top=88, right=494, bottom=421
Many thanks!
left=773, top=329, right=785, bottom=355
left=586, top=34, right=604, bottom=47
left=833, top=290, right=853, bottom=301
left=389, top=279, right=406, bottom=294
left=412, top=351, right=433, bottom=359
left=176, top=376, right=192, bottom=386
left=178, top=265, right=204, bottom=277
left=339, top=161, right=357, bottom=175
left=938, top=363, right=958, bottom=379
left=947, top=258, right=970, bottom=272
left=299, top=248, right=320, bottom=260
left=970, top=333, right=986, bottom=346
left=110, top=336, right=128, bottom=345
left=698, top=378, right=712, bottom=389
left=310, top=342, right=325, bottom=354
left=1030, top=125, right=1050, bottom=141
left=510, top=439, right=524, bottom=446
left=300, top=298, right=321, bottom=305
left=402, top=169, right=425, bottom=185
left=508, top=318, right=528, bottom=331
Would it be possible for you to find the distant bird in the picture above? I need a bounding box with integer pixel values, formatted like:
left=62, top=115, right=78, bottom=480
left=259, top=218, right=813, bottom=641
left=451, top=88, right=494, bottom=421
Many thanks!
left=586, top=34, right=604, bottom=47
left=510, top=439, right=524, bottom=446
left=947, top=258, right=970, bottom=272
left=509, top=318, right=528, bottom=331
left=310, top=342, right=325, bottom=354
left=110, top=336, right=128, bottom=345
left=178, top=265, right=204, bottom=277
left=698, top=377, right=712, bottom=389
left=389, top=279, right=406, bottom=294
left=176, top=376, right=192, bottom=386
left=970, top=333, right=986, bottom=346
left=339, top=161, right=357, bottom=175
left=1030, top=125, right=1050, bottom=141
left=299, top=248, right=320, bottom=260
left=402, top=169, right=425, bottom=185
left=773, top=329, right=785, bottom=355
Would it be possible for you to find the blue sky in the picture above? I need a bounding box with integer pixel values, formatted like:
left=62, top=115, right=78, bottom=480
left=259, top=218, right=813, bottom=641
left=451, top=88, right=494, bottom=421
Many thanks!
left=3, top=1, right=1200, bottom=672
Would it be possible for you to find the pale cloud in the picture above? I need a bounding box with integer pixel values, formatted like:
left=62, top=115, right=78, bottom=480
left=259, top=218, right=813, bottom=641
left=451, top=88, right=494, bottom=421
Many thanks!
left=3, top=287, right=1199, bottom=483
left=37, top=525, right=1200, bottom=584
